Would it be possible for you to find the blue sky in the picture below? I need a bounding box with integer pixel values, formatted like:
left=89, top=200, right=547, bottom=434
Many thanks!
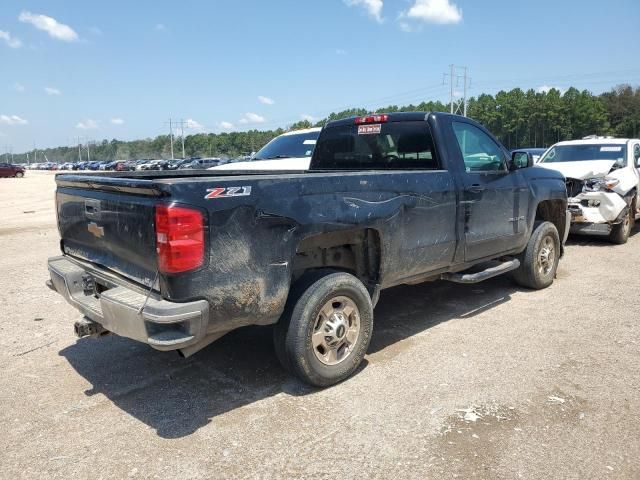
left=1, top=0, right=639, bottom=152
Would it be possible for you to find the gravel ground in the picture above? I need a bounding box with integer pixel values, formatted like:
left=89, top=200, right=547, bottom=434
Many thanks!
left=1, top=171, right=639, bottom=479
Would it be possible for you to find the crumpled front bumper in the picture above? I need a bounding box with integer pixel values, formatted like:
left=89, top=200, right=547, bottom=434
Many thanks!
left=47, top=255, right=209, bottom=351
left=567, top=191, right=628, bottom=235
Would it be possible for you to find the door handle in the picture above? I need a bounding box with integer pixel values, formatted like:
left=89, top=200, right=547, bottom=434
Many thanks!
left=466, top=184, right=485, bottom=194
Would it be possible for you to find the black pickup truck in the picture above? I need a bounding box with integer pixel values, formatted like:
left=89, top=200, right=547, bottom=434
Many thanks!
left=48, top=112, right=569, bottom=386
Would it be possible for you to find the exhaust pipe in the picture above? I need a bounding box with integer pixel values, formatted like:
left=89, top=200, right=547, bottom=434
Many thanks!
left=74, top=317, right=108, bottom=338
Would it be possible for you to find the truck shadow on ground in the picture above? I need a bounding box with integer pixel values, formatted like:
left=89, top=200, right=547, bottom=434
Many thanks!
left=59, top=276, right=521, bottom=439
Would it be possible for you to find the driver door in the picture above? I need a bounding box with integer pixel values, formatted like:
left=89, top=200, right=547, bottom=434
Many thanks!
left=452, top=120, right=526, bottom=261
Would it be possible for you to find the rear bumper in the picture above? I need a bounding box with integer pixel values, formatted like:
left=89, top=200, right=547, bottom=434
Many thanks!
left=47, top=256, right=209, bottom=351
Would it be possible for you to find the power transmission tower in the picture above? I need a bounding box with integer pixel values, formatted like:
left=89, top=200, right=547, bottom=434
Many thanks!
left=443, top=65, right=471, bottom=116
left=165, top=119, right=190, bottom=159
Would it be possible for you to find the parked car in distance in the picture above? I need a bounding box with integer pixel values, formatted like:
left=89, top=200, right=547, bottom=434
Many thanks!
left=190, top=157, right=226, bottom=169
left=0, top=162, right=25, bottom=178
left=48, top=112, right=569, bottom=387
left=538, top=137, right=640, bottom=243
left=512, top=148, right=547, bottom=163
left=211, top=127, right=321, bottom=171
left=165, top=159, right=192, bottom=170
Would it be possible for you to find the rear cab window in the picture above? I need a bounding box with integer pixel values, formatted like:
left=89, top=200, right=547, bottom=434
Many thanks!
left=312, top=121, right=440, bottom=170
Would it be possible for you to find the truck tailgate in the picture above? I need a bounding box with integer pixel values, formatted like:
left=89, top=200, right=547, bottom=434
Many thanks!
left=56, top=175, right=167, bottom=287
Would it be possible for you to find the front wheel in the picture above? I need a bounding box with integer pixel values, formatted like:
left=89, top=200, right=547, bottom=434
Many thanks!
left=14, top=171, right=24, bottom=178
left=609, top=205, right=633, bottom=245
left=273, top=271, right=373, bottom=387
left=512, top=221, right=560, bottom=290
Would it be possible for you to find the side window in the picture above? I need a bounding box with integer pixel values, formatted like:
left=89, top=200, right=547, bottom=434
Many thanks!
left=634, top=144, right=640, bottom=166
left=452, top=121, right=507, bottom=172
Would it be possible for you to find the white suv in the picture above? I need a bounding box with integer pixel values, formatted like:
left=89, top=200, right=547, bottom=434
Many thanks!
left=538, top=137, right=640, bottom=243
left=211, top=128, right=321, bottom=171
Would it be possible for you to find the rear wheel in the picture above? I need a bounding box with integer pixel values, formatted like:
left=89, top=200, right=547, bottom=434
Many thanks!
left=273, top=271, right=373, bottom=387
left=512, top=221, right=560, bottom=290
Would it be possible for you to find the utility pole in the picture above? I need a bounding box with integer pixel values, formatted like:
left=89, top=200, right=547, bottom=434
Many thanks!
left=180, top=119, right=186, bottom=159
left=449, top=64, right=454, bottom=114
left=86, top=140, right=91, bottom=162
left=77, top=137, right=82, bottom=162
left=443, top=65, right=471, bottom=116
left=168, top=118, right=175, bottom=159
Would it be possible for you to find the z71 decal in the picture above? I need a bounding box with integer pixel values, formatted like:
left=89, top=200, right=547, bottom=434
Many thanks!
left=205, top=186, right=252, bottom=199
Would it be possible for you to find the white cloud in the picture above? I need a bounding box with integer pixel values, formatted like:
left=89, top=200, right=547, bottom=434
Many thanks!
left=88, top=26, right=102, bottom=35
left=537, top=85, right=565, bottom=95
left=0, top=30, right=22, bottom=48
left=344, top=0, right=383, bottom=23
left=155, top=23, right=166, bottom=31
left=402, top=0, right=462, bottom=25
left=399, top=22, right=413, bottom=32
left=110, top=117, right=124, bottom=125
left=13, top=83, right=26, bottom=93
left=0, top=114, right=28, bottom=125
left=19, top=11, right=79, bottom=42
left=336, top=48, right=348, bottom=55
left=185, top=118, right=205, bottom=132
left=219, top=121, right=234, bottom=130
left=45, top=87, right=62, bottom=96
left=76, top=119, right=98, bottom=130
left=239, top=112, right=266, bottom=125
left=258, top=95, right=275, bottom=105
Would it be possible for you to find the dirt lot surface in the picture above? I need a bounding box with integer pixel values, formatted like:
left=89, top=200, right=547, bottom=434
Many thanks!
left=1, top=171, right=639, bottom=479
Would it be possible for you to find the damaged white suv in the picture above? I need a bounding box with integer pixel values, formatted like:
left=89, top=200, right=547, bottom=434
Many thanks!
left=538, top=137, right=640, bottom=244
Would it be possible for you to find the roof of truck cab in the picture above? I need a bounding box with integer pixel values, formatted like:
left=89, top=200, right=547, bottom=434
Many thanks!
left=324, top=111, right=468, bottom=128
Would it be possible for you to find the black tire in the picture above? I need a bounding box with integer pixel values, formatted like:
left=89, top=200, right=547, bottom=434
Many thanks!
left=609, top=205, right=633, bottom=245
left=15, top=171, right=24, bottom=178
left=273, top=271, right=373, bottom=387
left=511, top=221, right=560, bottom=290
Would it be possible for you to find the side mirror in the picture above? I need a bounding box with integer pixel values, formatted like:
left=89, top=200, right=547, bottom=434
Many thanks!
left=510, top=151, right=533, bottom=170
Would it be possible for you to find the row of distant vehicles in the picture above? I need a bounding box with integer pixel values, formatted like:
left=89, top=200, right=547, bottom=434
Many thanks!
left=26, top=157, right=234, bottom=172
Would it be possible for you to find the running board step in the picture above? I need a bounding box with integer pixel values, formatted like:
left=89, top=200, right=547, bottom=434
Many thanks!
left=441, top=259, right=520, bottom=284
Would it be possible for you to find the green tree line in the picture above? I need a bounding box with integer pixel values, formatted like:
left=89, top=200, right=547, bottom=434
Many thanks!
left=12, top=84, right=640, bottom=163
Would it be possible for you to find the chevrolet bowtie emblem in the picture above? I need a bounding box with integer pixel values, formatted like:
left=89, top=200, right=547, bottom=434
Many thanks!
left=88, top=222, right=105, bottom=238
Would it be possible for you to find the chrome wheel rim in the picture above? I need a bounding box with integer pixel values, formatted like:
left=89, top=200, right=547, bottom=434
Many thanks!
left=538, top=235, right=556, bottom=276
left=312, top=296, right=361, bottom=366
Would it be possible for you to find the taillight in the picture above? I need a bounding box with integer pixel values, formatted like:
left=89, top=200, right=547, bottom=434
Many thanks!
left=355, top=114, right=388, bottom=124
left=155, top=204, right=205, bottom=274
